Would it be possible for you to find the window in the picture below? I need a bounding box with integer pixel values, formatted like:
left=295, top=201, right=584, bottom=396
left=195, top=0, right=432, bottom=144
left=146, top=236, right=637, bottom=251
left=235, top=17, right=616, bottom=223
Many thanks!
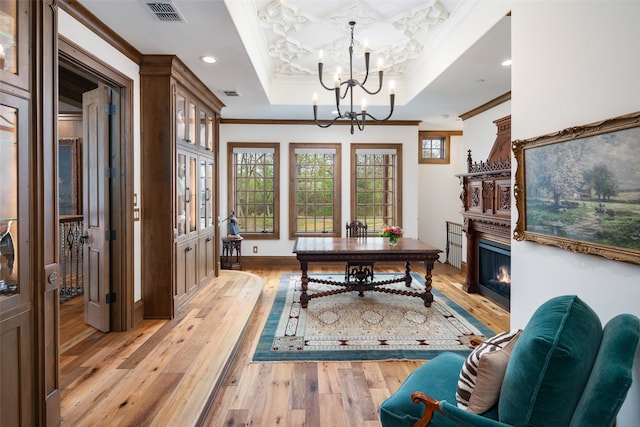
left=289, top=143, right=341, bottom=238
left=351, top=144, right=402, bottom=233
left=418, top=131, right=460, bottom=164
left=228, top=143, right=279, bottom=239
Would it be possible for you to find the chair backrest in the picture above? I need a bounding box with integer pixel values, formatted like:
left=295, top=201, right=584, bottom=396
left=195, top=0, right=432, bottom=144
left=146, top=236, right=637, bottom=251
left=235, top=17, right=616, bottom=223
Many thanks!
left=569, top=313, right=640, bottom=426
left=498, top=295, right=603, bottom=426
left=346, top=220, right=367, bottom=238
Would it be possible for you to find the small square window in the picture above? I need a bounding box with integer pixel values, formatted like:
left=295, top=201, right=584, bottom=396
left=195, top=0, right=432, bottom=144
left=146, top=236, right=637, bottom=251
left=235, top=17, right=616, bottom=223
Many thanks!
left=418, top=131, right=453, bottom=164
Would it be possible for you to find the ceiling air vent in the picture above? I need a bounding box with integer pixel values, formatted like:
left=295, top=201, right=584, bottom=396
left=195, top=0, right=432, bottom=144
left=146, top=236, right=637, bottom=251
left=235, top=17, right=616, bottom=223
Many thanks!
left=223, top=90, right=240, bottom=97
left=143, top=2, right=186, bottom=22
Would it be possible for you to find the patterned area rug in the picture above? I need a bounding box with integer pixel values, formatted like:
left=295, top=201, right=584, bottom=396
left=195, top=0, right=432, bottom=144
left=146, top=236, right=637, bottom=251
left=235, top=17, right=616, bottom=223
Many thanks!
left=253, top=273, right=493, bottom=362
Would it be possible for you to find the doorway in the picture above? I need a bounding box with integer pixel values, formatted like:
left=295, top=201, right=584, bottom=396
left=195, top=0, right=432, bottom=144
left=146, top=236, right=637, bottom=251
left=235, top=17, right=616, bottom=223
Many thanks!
left=57, top=36, right=135, bottom=337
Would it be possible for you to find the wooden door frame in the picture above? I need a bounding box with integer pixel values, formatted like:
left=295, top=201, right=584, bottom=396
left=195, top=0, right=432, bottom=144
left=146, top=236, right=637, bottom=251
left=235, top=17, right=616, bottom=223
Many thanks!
left=58, top=36, right=135, bottom=331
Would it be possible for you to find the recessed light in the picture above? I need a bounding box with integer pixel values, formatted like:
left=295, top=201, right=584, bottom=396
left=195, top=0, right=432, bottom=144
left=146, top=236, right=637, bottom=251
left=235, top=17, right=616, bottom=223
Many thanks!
left=201, top=56, right=217, bottom=64
left=501, top=59, right=512, bottom=66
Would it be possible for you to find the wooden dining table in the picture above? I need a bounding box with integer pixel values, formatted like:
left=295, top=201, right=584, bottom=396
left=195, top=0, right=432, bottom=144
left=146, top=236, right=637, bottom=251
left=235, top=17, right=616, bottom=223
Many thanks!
left=292, top=237, right=442, bottom=308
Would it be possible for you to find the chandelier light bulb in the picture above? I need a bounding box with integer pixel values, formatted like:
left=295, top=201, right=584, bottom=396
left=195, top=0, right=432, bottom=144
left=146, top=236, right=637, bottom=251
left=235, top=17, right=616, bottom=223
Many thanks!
left=318, top=50, right=324, bottom=63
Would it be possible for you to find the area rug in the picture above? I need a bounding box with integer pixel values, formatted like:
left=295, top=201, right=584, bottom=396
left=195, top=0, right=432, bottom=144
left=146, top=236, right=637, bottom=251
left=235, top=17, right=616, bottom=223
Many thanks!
left=252, top=273, right=494, bottom=362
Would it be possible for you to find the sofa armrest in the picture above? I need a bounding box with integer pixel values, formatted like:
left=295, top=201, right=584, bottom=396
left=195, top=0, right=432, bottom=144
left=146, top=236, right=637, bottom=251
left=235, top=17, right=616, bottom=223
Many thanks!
left=410, top=392, right=441, bottom=427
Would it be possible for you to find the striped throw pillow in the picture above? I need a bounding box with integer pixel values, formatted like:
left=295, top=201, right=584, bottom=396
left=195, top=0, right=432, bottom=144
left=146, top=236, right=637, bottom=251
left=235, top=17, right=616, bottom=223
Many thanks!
left=456, top=329, right=522, bottom=413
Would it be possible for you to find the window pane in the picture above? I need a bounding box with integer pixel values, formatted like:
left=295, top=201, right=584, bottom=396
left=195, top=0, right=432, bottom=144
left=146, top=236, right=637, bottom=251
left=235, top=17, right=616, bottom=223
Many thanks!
left=0, top=2, right=18, bottom=74
left=292, top=146, right=339, bottom=235
left=352, top=146, right=402, bottom=232
left=229, top=144, right=278, bottom=235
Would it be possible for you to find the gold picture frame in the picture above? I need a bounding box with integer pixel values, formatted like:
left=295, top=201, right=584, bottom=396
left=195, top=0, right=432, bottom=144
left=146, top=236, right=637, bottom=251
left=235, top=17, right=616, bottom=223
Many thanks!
left=513, top=111, right=640, bottom=265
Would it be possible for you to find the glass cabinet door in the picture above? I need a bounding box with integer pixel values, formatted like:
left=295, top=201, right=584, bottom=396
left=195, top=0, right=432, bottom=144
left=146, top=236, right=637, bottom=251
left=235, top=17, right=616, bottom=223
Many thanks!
left=188, top=155, right=197, bottom=232
left=187, top=101, right=196, bottom=145
left=199, top=157, right=214, bottom=230
left=176, top=153, right=187, bottom=236
left=176, top=92, right=186, bottom=143
left=206, top=158, right=214, bottom=228
left=0, top=103, right=20, bottom=296
left=199, top=109, right=206, bottom=149
left=0, top=0, right=29, bottom=89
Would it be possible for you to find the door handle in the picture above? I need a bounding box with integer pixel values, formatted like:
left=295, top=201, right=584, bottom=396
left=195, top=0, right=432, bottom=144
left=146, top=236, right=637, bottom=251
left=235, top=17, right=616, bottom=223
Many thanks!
left=80, top=231, right=89, bottom=244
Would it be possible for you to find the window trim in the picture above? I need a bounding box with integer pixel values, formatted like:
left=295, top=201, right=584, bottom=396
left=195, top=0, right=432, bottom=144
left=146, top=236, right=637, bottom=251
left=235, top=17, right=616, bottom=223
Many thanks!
left=289, top=142, right=342, bottom=239
left=418, top=131, right=461, bottom=164
left=350, top=143, right=403, bottom=232
left=227, top=142, right=280, bottom=240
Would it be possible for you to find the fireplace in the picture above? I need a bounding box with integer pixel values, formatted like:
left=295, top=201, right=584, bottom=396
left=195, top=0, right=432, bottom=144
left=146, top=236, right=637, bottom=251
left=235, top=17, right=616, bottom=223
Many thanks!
left=478, top=238, right=511, bottom=310
left=457, top=115, right=511, bottom=310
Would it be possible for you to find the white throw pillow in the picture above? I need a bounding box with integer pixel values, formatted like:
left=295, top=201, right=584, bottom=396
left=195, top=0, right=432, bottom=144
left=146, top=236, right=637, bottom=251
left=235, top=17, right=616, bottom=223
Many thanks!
left=456, top=329, right=522, bottom=413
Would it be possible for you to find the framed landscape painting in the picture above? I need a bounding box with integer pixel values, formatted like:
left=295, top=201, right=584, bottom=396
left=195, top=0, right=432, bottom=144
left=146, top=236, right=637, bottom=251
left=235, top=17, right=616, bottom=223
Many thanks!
left=513, top=111, right=640, bottom=265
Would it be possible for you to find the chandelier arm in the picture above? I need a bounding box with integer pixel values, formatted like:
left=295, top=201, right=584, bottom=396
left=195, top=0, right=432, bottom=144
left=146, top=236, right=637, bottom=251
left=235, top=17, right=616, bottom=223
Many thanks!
left=357, top=71, right=383, bottom=95
left=361, top=52, right=371, bottom=86
left=334, top=87, right=345, bottom=118
left=318, top=62, right=335, bottom=91
left=339, top=81, right=351, bottom=100
left=313, top=104, right=342, bottom=128
left=363, top=94, right=396, bottom=122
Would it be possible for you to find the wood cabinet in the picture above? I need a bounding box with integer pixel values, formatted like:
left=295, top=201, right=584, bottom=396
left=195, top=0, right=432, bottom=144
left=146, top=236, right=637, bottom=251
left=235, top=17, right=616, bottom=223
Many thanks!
left=1, top=0, right=59, bottom=422
left=140, top=55, right=223, bottom=318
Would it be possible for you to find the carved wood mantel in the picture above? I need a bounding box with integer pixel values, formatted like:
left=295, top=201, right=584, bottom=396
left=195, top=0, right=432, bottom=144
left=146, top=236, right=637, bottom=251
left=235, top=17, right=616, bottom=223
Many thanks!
left=457, top=116, right=511, bottom=293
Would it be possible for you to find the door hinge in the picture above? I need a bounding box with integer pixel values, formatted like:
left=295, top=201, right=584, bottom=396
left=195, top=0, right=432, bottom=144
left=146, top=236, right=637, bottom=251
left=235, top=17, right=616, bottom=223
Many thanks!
left=105, top=167, right=117, bottom=178
left=106, top=292, right=117, bottom=304
left=105, top=230, right=117, bottom=241
left=105, top=103, right=116, bottom=116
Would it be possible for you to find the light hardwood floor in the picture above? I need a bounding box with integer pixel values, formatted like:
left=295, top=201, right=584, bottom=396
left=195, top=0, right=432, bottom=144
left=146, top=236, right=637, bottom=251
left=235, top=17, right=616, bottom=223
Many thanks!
left=59, top=262, right=509, bottom=426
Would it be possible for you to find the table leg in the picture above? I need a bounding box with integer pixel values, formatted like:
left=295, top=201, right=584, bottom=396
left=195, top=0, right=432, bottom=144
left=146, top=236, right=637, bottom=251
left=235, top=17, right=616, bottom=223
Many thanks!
left=423, top=260, right=434, bottom=307
left=300, top=261, right=309, bottom=308
left=404, top=261, right=412, bottom=287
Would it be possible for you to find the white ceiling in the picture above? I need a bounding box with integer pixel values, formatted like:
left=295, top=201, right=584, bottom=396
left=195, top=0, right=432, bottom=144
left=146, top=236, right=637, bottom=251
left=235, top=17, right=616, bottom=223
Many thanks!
left=76, top=0, right=511, bottom=129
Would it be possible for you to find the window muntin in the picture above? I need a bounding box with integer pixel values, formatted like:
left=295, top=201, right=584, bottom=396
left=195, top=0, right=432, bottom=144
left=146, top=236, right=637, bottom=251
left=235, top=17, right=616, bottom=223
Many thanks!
left=351, top=144, right=402, bottom=233
left=289, top=143, right=341, bottom=238
left=228, top=143, right=279, bottom=239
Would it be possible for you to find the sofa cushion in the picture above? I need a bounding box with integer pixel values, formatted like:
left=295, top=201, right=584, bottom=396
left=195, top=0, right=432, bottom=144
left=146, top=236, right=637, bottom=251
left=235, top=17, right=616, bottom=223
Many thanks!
left=456, top=329, right=521, bottom=413
left=380, top=352, right=479, bottom=427
left=499, top=295, right=603, bottom=426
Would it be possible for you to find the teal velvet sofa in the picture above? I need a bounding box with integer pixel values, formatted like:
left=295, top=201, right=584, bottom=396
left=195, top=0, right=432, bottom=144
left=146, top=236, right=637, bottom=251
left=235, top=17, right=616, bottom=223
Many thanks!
left=379, top=295, right=640, bottom=427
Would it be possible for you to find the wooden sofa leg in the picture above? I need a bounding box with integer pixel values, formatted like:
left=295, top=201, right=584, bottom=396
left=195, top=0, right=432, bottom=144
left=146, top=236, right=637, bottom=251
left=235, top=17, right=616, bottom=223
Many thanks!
left=411, top=392, right=442, bottom=427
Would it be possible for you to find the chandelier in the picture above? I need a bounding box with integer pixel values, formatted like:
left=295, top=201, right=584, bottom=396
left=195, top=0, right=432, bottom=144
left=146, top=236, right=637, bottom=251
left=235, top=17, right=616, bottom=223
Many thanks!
left=313, top=21, right=395, bottom=134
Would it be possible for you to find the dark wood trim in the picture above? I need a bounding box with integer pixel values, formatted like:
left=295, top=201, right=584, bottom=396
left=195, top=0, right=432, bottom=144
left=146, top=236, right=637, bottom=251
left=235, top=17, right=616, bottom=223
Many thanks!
left=459, top=91, right=511, bottom=121
left=220, top=118, right=421, bottom=126
left=58, top=0, right=142, bottom=64
left=140, top=55, right=225, bottom=112
left=58, top=35, right=136, bottom=331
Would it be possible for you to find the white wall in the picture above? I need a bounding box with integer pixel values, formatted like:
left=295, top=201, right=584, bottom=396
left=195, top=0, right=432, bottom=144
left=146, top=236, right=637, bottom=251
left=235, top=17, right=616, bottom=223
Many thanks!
left=219, top=124, right=423, bottom=257
left=511, top=2, right=640, bottom=425
left=417, top=134, right=465, bottom=262
left=59, top=10, right=143, bottom=302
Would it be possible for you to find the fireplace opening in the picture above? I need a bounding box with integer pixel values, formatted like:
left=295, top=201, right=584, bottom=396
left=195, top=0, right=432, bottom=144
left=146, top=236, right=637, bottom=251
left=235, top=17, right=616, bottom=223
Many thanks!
left=478, top=238, right=511, bottom=310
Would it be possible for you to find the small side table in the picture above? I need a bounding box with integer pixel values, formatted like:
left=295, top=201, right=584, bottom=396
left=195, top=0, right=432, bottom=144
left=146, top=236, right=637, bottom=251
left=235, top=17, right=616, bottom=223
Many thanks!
left=221, top=236, right=243, bottom=270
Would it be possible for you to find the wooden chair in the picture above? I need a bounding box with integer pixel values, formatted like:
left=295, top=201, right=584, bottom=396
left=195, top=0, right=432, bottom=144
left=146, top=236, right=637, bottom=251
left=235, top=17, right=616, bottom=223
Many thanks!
left=345, top=220, right=374, bottom=289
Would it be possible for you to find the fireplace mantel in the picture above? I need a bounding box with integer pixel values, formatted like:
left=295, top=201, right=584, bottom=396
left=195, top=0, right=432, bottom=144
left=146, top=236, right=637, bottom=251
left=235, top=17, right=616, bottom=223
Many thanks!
left=457, top=116, right=511, bottom=294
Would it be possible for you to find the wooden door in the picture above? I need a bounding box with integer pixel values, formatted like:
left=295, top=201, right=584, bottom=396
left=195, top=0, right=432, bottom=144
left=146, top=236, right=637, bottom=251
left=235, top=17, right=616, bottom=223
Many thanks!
left=82, top=85, right=111, bottom=332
